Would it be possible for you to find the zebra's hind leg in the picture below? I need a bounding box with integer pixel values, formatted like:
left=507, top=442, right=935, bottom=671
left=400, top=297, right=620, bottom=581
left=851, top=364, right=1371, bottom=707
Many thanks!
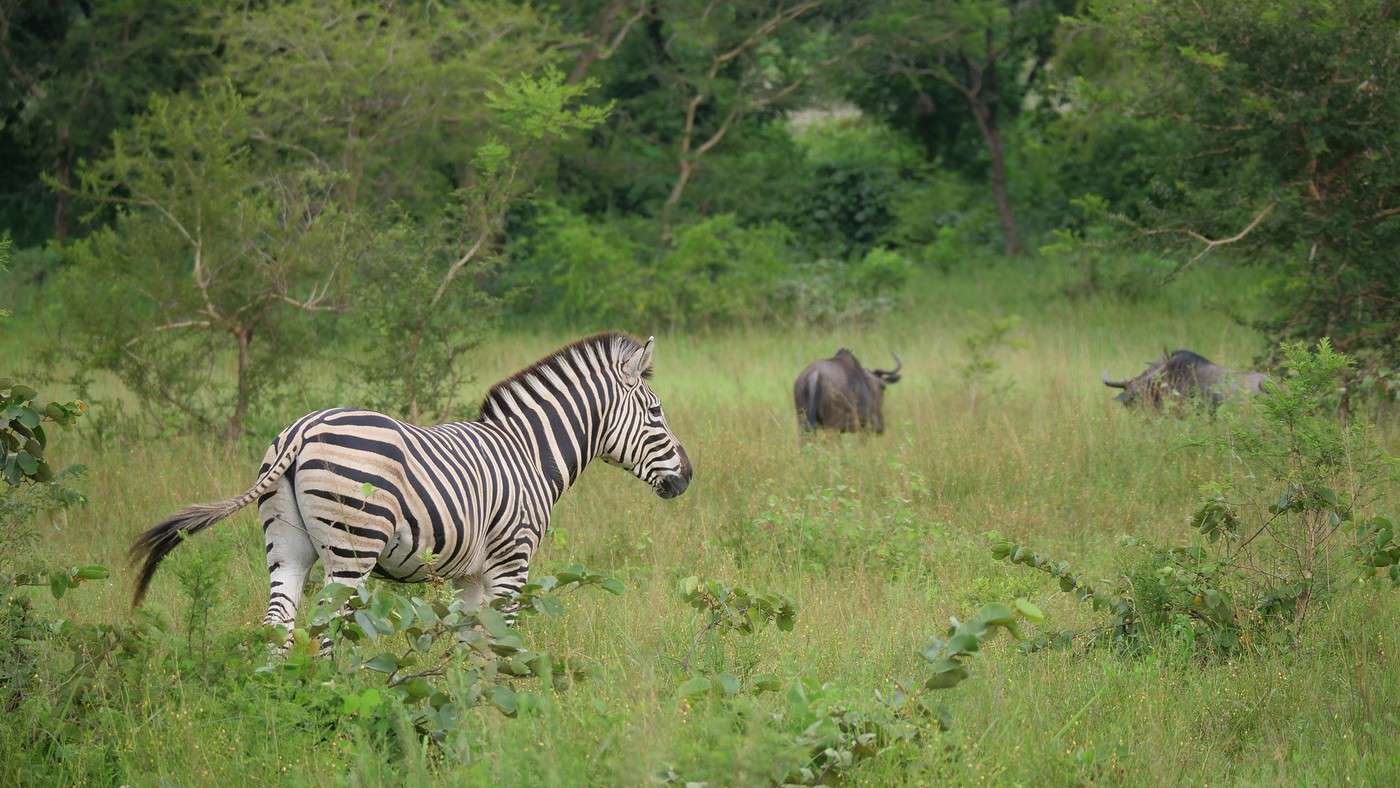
left=304, top=518, right=384, bottom=657
left=485, top=567, right=529, bottom=629
left=451, top=574, right=489, bottom=646
left=259, top=477, right=318, bottom=655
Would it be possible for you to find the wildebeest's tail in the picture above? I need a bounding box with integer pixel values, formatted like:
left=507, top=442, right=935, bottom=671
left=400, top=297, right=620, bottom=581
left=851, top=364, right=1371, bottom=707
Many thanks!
left=129, top=425, right=306, bottom=608
left=800, top=375, right=822, bottom=430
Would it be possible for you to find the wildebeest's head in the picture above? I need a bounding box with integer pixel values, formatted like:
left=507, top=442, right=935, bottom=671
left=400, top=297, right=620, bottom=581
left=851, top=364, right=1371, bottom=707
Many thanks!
left=1103, top=349, right=1267, bottom=408
left=795, top=349, right=902, bottom=433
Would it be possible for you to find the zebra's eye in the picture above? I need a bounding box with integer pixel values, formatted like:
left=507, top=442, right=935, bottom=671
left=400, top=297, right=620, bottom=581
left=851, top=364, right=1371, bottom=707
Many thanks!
left=647, top=405, right=663, bottom=419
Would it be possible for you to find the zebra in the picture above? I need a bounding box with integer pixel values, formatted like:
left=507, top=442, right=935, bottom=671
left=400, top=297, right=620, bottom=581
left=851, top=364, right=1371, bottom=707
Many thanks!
left=129, top=332, right=692, bottom=647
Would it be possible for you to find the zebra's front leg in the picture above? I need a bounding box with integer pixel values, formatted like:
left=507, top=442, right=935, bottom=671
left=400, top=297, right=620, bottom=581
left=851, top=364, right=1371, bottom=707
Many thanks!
left=480, top=521, right=540, bottom=629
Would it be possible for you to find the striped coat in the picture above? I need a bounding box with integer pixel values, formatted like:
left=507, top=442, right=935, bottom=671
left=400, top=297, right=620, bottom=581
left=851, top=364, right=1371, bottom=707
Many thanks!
left=130, top=333, right=692, bottom=641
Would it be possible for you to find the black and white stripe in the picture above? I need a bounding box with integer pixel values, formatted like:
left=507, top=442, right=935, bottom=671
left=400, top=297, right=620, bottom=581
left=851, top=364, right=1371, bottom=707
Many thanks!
left=130, top=333, right=692, bottom=642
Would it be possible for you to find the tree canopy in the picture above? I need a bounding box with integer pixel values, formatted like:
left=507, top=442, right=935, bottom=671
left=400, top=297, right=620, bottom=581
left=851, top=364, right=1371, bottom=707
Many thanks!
left=3, top=0, right=1399, bottom=431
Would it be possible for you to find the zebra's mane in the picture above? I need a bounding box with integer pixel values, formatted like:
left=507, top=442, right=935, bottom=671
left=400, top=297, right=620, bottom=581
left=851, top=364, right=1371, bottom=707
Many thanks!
left=478, top=332, right=651, bottom=420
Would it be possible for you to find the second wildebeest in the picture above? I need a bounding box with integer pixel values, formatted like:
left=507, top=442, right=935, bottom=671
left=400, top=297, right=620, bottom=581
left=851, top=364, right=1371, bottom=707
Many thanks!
left=794, top=349, right=902, bottom=433
left=1103, top=349, right=1268, bottom=408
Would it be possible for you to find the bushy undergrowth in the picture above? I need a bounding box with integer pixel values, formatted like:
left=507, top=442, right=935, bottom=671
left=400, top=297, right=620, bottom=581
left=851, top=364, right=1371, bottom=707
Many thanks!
left=992, top=341, right=1400, bottom=658
left=506, top=204, right=914, bottom=329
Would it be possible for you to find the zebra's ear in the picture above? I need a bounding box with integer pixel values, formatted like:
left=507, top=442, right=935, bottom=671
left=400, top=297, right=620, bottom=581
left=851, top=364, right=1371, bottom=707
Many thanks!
left=622, top=336, right=655, bottom=386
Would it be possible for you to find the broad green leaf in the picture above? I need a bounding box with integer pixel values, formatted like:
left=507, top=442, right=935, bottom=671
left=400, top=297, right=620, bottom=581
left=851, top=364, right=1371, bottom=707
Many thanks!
left=716, top=672, right=740, bottom=696
left=489, top=685, right=519, bottom=716
left=364, top=653, right=399, bottom=673
left=677, top=676, right=711, bottom=699
left=1013, top=598, right=1045, bottom=623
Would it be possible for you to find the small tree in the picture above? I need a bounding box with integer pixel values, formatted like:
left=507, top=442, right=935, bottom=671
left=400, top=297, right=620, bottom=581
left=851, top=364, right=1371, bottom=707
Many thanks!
left=57, top=85, right=375, bottom=439
left=350, top=70, right=609, bottom=423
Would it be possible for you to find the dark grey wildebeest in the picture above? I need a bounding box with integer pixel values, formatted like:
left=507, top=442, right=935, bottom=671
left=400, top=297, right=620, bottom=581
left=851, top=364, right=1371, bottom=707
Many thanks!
left=794, top=349, right=902, bottom=433
left=1103, top=349, right=1268, bottom=408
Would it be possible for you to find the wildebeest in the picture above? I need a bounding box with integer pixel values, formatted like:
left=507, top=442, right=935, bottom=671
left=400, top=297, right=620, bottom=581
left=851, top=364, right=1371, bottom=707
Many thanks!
left=1102, top=349, right=1268, bottom=408
left=794, top=349, right=902, bottom=432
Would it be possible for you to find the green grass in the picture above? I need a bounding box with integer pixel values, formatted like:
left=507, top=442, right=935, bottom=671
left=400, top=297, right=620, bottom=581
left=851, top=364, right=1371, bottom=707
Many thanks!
left=4, top=258, right=1398, bottom=785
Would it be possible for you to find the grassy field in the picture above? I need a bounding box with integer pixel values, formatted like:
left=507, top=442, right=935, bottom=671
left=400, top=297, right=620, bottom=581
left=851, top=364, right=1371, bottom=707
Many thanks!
left=4, top=259, right=1399, bottom=785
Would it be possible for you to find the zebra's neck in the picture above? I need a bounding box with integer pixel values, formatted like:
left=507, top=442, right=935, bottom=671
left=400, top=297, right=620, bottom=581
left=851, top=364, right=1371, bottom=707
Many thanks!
left=477, top=367, right=615, bottom=502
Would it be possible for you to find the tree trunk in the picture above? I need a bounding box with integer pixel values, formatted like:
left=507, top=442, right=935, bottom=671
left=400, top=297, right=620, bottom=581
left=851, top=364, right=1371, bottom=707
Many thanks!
left=53, top=126, right=72, bottom=242
left=225, top=327, right=252, bottom=441
left=660, top=158, right=695, bottom=246
left=967, top=94, right=1022, bottom=256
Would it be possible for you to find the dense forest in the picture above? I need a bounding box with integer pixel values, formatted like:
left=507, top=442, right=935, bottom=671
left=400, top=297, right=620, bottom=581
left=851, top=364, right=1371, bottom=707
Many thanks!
left=4, top=0, right=1397, bottom=434
left=3, top=1, right=1400, bottom=784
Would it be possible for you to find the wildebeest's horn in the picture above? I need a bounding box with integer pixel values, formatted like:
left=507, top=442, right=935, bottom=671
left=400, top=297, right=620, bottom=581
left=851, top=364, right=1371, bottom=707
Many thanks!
left=1102, top=371, right=1127, bottom=389
left=875, top=353, right=902, bottom=382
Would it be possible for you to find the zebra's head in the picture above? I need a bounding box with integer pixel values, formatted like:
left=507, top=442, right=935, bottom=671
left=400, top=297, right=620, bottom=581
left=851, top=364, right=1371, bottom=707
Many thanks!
left=601, top=336, right=692, bottom=499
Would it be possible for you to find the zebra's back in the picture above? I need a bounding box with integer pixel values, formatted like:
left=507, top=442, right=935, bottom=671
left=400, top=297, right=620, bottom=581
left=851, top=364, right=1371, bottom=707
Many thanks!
left=274, top=408, right=551, bottom=583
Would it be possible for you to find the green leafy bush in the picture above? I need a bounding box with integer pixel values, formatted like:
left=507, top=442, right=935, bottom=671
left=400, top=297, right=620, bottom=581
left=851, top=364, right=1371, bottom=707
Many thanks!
left=660, top=599, right=1038, bottom=786
left=662, top=215, right=795, bottom=325
left=675, top=575, right=796, bottom=699
left=992, top=340, right=1400, bottom=658
left=506, top=204, right=654, bottom=325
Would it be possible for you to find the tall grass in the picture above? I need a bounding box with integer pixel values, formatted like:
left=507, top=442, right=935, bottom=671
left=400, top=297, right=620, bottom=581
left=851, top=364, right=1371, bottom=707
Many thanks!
left=4, top=259, right=1397, bottom=785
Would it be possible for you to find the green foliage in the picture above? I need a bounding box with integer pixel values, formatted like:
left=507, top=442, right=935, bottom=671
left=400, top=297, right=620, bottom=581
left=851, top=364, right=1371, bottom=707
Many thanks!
left=661, top=573, right=1035, bottom=786
left=679, top=576, right=798, bottom=637
left=676, top=575, right=796, bottom=699
left=989, top=534, right=1133, bottom=650
left=216, top=0, right=569, bottom=217
left=958, top=313, right=1022, bottom=403
left=55, top=84, right=374, bottom=438
left=0, top=0, right=214, bottom=244
left=270, top=582, right=582, bottom=750
left=0, top=313, right=106, bottom=716
left=666, top=600, right=1034, bottom=786
left=511, top=207, right=911, bottom=329
left=0, top=235, right=89, bottom=551
left=787, top=119, right=924, bottom=259
left=1084, top=0, right=1400, bottom=379
left=506, top=204, right=652, bottom=325
left=279, top=574, right=616, bottom=751
left=350, top=70, right=607, bottom=422
left=662, top=215, right=795, bottom=325
left=1, top=382, right=83, bottom=487
left=992, top=341, right=1400, bottom=658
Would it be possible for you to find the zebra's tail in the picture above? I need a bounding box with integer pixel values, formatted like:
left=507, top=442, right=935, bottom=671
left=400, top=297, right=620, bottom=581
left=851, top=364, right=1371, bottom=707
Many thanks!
left=129, top=428, right=305, bottom=608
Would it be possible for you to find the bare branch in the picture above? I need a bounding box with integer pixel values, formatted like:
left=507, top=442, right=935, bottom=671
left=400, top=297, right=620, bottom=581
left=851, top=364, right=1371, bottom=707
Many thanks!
left=119, top=346, right=217, bottom=431
left=1115, top=202, right=1278, bottom=280
left=122, top=319, right=213, bottom=347
left=568, top=0, right=650, bottom=84
left=714, top=1, right=821, bottom=68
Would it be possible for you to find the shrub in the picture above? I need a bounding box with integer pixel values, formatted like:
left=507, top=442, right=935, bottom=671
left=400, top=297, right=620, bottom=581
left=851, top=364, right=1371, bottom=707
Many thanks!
left=506, top=203, right=654, bottom=326
left=662, top=215, right=796, bottom=326
left=992, top=340, right=1400, bottom=658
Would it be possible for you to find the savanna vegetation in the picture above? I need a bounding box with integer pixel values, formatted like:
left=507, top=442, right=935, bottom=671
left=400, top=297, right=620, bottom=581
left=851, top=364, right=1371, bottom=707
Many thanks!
left=3, top=0, right=1399, bottom=784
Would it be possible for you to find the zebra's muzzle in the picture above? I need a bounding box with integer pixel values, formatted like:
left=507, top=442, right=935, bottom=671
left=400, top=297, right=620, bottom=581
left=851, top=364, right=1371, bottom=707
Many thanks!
left=656, top=472, right=689, bottom=499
